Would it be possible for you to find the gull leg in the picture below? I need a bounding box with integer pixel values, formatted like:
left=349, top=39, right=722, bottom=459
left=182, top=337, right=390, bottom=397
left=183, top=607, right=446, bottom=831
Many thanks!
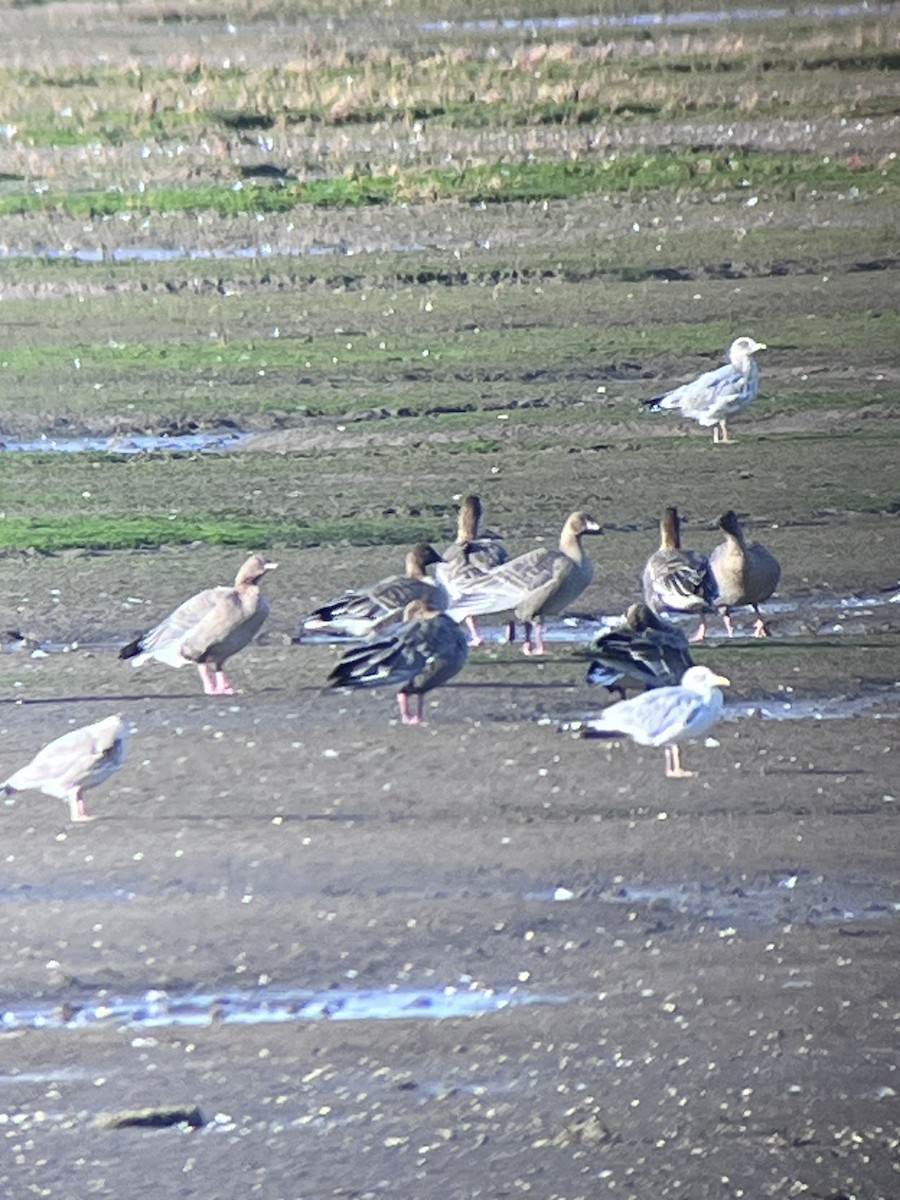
left=665, top=744, right=695, bottom=779
left=68, top=789, right=93, bottom=823
left=465, top=616, right=484, bottom=648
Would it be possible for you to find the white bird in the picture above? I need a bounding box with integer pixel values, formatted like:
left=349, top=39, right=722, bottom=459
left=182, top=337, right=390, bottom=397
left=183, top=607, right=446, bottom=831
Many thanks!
left=709, top=510, right=781, bottom=637
left=643, top=507, right=717, bottom=640
left=447, top=511, right=602, bottom=655
left=436, top=494, right=508, bottom=647
left=583, top=665, right=729, bottom=778
left=327, top=599, right=469, bottom=725
left=300, top=544, right=447, bottom=640
left=2, top=714, right=128, bottom=821
left=643, top=336, right=766, bottom=443
left=119, top=553, right=276, bottom=695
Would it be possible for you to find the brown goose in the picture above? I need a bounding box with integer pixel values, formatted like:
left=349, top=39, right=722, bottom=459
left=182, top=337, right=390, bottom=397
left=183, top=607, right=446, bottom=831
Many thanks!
left=2, top=714, right=128, bottom=822
left=447, top=511, right=601, bottom=655
left=643, top=336, right=766, bottom=443
left=642, top=507, right=717, bottom=642
left=436, top=494, right=508, bottom=647
left=301, top=544, right=447, bottom=639
left=120, top=553, right=276, bottom=695
left=586, top=602, right=694, bottom=698
left=709, top=510, right=781, bottom=637
left=327, top=599, right=469, bottom=724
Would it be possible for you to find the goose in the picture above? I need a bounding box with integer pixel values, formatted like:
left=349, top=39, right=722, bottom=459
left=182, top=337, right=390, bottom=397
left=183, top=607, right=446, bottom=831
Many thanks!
left=642, top=507, right=717, bottom=641
left=583, top=665, right=729, bottom=778
left=119, top=553, right=276, bottom=695
left=586, top=602, right=694, bottom=698
left=643, top=336, right=766, bottom=443
left=709, top=510, right=781, bottom=637
left=327, top=599, right=469, bottom=724
left=2, top=714, right=128, bottom=822
left=300, top=543, right=447, bottom=640
left=436, top=494, right=508, bottom=647
left=447, top=511, right=602, bottom=655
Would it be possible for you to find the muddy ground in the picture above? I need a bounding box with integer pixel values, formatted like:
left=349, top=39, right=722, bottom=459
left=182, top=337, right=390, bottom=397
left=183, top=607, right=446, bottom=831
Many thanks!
left=3, top=3, right=900, bottom=1198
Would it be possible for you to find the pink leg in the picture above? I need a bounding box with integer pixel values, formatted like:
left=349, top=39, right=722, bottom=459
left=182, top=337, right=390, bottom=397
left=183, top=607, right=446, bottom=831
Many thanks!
left=522, top=622, right=545, bottom=656
left=68, top=790, right=93, bottom=823
left=665, top=744, right=695, bottom=779
left=212, top=670, right=235, bottom=695
left=398, top=692, right=422, bottom=725
left=753, top=610, right=771, bottom=637
left=722, top=611, right=735, bottom=638
left=688, top=617, right=707, bottom=643
left=465, top=616, right=484, bottom=648
left=198, top=663, right=219, bottom=694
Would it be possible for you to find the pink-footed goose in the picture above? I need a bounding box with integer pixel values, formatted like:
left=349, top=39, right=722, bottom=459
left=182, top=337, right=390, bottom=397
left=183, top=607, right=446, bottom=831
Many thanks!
left=2, top=714, right=128, bottom=822
left=328, top=599, right=469, bottom=724
left=447, top=511, right=601, bottom=655
left=436, top=494, right=508, bottom=647
left=709, top=510, right=781, bottom=637
left=119, top=553, right=276, bottom=695
left=642, top=507, right=717, bottom=642
left=586, top=602, right=695, bottom=698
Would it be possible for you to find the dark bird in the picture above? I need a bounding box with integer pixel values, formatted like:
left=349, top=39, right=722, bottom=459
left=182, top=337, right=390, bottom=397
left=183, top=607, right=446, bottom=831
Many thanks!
left=586, top=602, right=694, bottom=698
left=709, top=510, right=781, bottom=637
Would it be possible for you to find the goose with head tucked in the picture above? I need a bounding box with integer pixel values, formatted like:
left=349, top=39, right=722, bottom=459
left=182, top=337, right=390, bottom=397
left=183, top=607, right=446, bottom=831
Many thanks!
left=436, top=494, right=508, bottom=647
left=709, top=510, right=781, bottom=637
left=643, top=336, right=766, bottom=444
left=119, top=554, right=276, bottom=695
left=586, top=602, right=694, bottom=699
left=300, top=543, right=447, bottom=640
left=327, top=599, right=469, bottom=724
left=447, top=510, right=602, bottom=655
left=2, top=714, right=128, bottom=822
left=642, top=507, right=717, bottom=641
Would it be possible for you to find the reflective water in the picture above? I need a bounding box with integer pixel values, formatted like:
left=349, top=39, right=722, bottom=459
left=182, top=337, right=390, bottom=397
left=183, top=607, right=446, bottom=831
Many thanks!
left=0, top=241, right=425, bottom=264
left=1, top=431, right=244, bottom=455
left=1, top=984, right=563, bottom=1032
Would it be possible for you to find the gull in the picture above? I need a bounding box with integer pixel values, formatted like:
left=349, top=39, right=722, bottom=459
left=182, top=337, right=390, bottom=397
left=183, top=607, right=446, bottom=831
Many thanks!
left=643, top=507, right=717, bottom=640
left=436, top=494, right=508, bottom=647
left=586, top=602, right=694, bottom=698
left=643, top=336, right=766, bottom=443
left=119, top=553, right=276, bottom=695
left=709, top=510, right=781, bottom=637
left=2, top=714, right=128, bottom=821
left=583, top=665, right=730, bottom=778
left=447, top=511, right=601, bottom=655
left=327, top=599, right=469, bottom=724
left=300, top=544, right=447, bottom=640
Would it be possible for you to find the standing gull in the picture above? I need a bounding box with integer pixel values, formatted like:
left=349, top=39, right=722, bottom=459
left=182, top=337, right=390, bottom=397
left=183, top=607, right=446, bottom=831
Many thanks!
left=643, top=507, right=717, bottom=641
left=643, top=336, right=766, bottom=443
left=583, top=665, right=729, bottom=778
left=447, top=511, right=601, bottom=655
left=436, top=494, right=508, bottom=647
left=586, top=602, right=694, bottom=698
left=2, top=714, right=128, bottom=821
left=119, top=553, right=276, bottom=695
left=709, top=510, right=781, bottom=637
left=327, top=599, right=469, bottom=724
left=300, top=543, right=447, bottom=640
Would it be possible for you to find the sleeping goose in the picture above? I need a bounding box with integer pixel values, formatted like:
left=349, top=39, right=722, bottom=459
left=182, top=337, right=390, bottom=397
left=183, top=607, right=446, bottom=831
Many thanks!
left=119, top=553, right=276, bottom=695
left=2, top=714, right=128, bottom=822
left=709, top=510, right=781, bottom=637
left=583, top=665, right=729, bottom=778
left=586, top=602, right=694, bottom=698
left=327, top=599, right=469, bottom=724
left=643, top=507, right=717, bottom=641
left=300, top=543, right=447, bottom=640
left=436, top=494, right=508, bottom=647
left=643, top=336, right=766, bottom=443
left=447, top=511, right=601, bottom=655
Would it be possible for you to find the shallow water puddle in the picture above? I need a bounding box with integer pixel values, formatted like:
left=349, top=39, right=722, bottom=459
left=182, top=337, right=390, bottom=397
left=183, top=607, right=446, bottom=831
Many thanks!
left=0, top=241, right=426, bottom=264
left=1, top=985, right=563, bottom=1033
left=1, top=431, right=245, bottom=455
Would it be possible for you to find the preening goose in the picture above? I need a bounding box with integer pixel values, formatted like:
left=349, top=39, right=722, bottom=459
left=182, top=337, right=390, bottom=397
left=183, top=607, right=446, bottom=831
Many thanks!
left=119, top=553, right=276, bottom=695
left=436, top=494, right=508, bottom=647
left=301, top=544, right=447, bottom=640
left=2, top=714, right=128, bottom=822
left=643, top=336, right=766, bottom=444
left=586, top=602, right=694, bottom=698
left=642, top=507, right=717, bottom=641
left=447, top=511, right=602, bottom=655
left=709, top=510, right=781, bottom=637
left=583, top=665, right=729, bottom=778
left=327, top=599, right=469, bottom=724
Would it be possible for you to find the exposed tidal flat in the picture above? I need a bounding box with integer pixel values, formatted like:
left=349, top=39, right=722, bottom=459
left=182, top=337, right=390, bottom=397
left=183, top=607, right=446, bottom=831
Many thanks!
left=1, top=1, right=900, bottom=1196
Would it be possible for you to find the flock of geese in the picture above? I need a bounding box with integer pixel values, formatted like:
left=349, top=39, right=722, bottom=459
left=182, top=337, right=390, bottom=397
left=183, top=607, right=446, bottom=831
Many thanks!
left=2, top=337, right=779, bottom=816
